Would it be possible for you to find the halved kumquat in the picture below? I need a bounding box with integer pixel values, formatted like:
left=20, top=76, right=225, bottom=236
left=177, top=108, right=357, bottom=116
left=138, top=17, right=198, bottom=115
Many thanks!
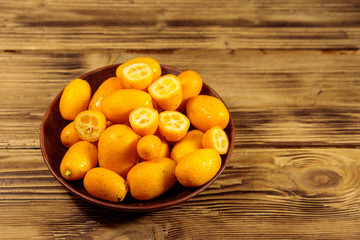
left=202, top=126, right=229, bottom=155
left=74, top=110, right=107, bottom=142
left=121, top=63, right=153, bottom=91
left=158, top=111, right=190, bottom=142
left=148, top=74, right=182, bottom=111
left=129, top=107, right=159, bottom=136
left=116, top=57, right=162, bottom=81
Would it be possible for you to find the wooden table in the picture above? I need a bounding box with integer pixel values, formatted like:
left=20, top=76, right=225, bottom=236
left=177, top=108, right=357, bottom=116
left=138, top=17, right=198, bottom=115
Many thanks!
left=2, top=0, right=360, bottom=239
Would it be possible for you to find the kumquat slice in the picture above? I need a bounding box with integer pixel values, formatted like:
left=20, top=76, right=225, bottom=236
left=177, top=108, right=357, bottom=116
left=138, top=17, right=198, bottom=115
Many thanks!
left=202, top=126, right=229, bottom=155
left=148, top=74, right=182, bottom=111
left=158, top=111, right=190, bottom=142
left=121, top=63, right=153, bottom=91
left=74, top=110, right=107, bottom=142
left=129, top=107, right=159, bottom=137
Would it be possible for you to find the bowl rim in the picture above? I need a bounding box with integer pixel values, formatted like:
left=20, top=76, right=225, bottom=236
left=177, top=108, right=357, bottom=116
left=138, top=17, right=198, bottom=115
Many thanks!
left=40, top=63, right=234, bottom=212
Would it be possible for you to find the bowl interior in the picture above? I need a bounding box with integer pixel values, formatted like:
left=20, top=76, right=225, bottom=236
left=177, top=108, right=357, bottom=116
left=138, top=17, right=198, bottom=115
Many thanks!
left=40, top=64, right=234, bottom=212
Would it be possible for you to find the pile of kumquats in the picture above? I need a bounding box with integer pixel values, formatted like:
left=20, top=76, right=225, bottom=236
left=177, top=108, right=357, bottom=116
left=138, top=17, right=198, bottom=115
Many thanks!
left=59, top=57, right=230, bottom=202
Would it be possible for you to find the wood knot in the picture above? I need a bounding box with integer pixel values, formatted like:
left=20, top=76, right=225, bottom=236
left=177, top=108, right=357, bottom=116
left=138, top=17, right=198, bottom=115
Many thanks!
left=273, top=151, right=360, bottom=199
left=306, top=169, right=341, bottom=188
left=289, top=168, right=343, bottom=197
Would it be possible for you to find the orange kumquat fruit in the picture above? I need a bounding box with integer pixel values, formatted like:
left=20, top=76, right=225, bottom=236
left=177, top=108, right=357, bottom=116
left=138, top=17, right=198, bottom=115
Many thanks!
left=73, top=110, right=107, bottom=142
left=127, top=157, right=177, bottom=200
left=116, top=57, right=162, bottom=81
left=158, top=111, right=190, bottom=142
left=137, top=135, right=162, bottom=160
left=102, top=89, right=153, bottom=123
left=121, top=63, right=153, bottom=91
left=186, top=95, right=229, bottom=132
left=98, top=124, right=140, bottom=179
left=148, top=74, right=182, bottom=111
left=84, top=167, right=128, bottom=202
left=175, top=148, right=221, bottom=188
left=170, top=129, right=204, bottom=163
left=177, top=70, right=203, bottom=112
left=60, top=141, right=98, bottom=181
left=129, top=107, right=159, bottom=137
left=88, top=77, right=124, bottom=113
left=202, top=126, right=229, bottom=155
left=60, top=122, right=82, bottom=148
left=59, top=79, right=91, bottom=121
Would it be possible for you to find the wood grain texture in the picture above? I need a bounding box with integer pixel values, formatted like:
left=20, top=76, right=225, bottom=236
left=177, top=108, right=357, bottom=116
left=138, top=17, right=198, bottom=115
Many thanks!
left=1, top=148, right=360, bottom=239
left=1, top=0, right=360, bottom=50
left=2, top=0, right=360, bottom=239
left=1, top=50, right=360, bottom=148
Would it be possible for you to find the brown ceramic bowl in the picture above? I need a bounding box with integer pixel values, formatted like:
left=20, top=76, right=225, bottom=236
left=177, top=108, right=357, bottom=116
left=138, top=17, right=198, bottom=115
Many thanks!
left=40, top=64, right=234, bottom=212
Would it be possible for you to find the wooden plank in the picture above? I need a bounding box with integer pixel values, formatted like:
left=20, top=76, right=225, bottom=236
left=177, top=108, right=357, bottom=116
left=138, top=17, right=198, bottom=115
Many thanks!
left=1, top=0, right=360, bottom=50
left=1, top=148, right=360, bottom=239
left=1, top=49, right=360, bottom=148
left=0, top=149, right=71, bottom=200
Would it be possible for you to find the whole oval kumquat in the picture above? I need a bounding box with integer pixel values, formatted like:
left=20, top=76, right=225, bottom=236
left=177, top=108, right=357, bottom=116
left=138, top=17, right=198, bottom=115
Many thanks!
left=60, top=122, right=82, bottom=148
left=59, top=79, right=91, bottom=121
left=177, top=70, right=203, bottom=112
left=84, top=167, right=128, bottom=202
left=127, top=157, right=177, bottom=200
left=102, top=89, right=153, bottom=124
left=88, top=77, right=124, bottom=113
left=98, top=124, right=140, bottom=179
left=60, top=141, right=98, bottom=181
left=170, top=129, right=204, bottom=163
left=137, top=135, right=162, bottom=160
left=186, top=95, right=229, bottom=132
left=175, top=148, right=221, bottom=188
